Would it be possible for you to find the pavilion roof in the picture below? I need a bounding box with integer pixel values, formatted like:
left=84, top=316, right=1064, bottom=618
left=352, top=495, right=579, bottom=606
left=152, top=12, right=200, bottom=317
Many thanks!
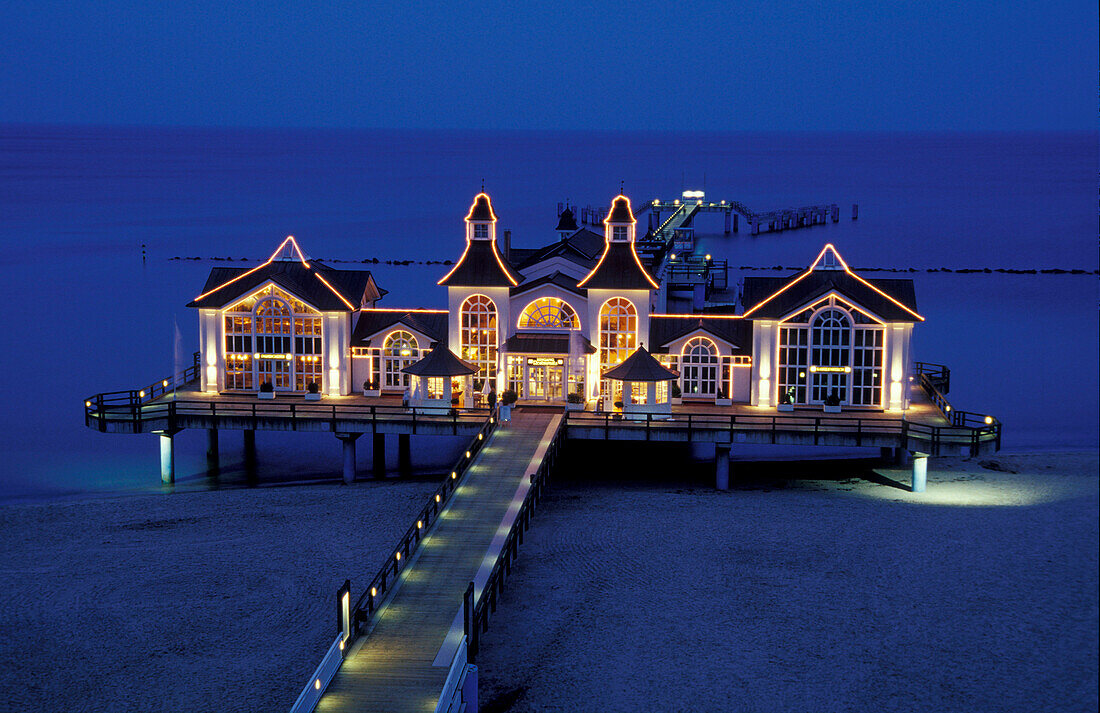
left=403, top=347, right=479, bottom=377
left=602, top=346, right=679, bottom=382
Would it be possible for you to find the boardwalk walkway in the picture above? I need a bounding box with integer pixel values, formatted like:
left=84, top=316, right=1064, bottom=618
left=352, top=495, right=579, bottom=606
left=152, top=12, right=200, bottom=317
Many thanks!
left=317, top=410, right=558, bottom=713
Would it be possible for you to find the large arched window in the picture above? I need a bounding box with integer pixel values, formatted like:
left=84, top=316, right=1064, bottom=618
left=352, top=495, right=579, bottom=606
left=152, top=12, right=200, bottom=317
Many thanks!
left=681, top=337, right=718, bottom=397
left=599, top=298, right=636, bottom=368
left=223, top=286, right=322, bottom=392
left=519, top=297, right=578, bottom=330
left=461, top=295, right=496, bottom=388
left=810, top=308, right=851, bottom=403
left=382, top=330, right=418, bottom=388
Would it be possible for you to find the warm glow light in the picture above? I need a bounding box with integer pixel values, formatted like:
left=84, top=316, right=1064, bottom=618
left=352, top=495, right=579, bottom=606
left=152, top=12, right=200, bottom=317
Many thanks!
left=162, top=380, right=168, bottom=387
left=314, top=272, right=357, bottom=309
left=417, top=520, right=423, bottom=529
left=395, top=552, right=401, bottom=561
left=669, top=253, right=676, bottom=260
left=742, top=244, right=925, bottom=321
left=984, top=416, right=993, bottom=425
left=139, top=390, right=145, bottom=397
left=477, top=433, right=483, bottom=440
left=371, top=587, right=377, bottom=597
left=945, top=405, right=952, bottom=412
left=359, top=307, right=448, bottom=313
left=463, top=192, right=498, bottom=222
left=314, top=680, right=321, bottom=691
left=451, top=471, right=457, bottom=479
left=194, top=235, right=308, bottom=302
left=705, top=254, right=712, bottom=261
left=85, top=400, right=91, bottom=407
left=465, top=451, right=471, bottom=458
left=435, top=494, right=441, bottom=503
left=652, top=313, right=743, bottom=320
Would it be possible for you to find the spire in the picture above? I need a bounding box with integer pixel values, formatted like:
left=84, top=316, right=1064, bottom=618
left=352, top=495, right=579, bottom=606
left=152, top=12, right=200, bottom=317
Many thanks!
left=465, top=192, right=498, bottom=242
left=604, top=194, right=636, bottom=243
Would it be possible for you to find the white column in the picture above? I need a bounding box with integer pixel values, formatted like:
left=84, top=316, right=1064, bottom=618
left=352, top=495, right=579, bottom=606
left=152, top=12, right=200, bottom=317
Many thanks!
left=159, top=433, right=175, bottom=485
left=338, top=433, right=360, bottom=485
left=911, top=453, right=928, bottom=493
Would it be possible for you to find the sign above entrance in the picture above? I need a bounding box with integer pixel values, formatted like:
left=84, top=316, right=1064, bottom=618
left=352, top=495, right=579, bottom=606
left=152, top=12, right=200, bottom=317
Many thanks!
left=257, top=353, right=291, bottom=360
left=809, top=365, right=851, bottom=373
left=527, top=357, right=564, bottom=367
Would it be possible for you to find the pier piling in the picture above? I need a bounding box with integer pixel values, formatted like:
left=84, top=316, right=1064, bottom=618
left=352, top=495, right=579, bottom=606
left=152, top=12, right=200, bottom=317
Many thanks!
left=398, top=434, right=412, bottom=476
left=243, top=429, right=257, bottom=481
left=206, top=429, right=220, bottom=476
left=715, top=445, right=730, bottom=490
left=158, top=432, right=175, bottom=485
left=373, top=434, right=386, bottom=477
left=337, top=433, right=360, bottom=485
left=911, top=453, right=928, bottom=493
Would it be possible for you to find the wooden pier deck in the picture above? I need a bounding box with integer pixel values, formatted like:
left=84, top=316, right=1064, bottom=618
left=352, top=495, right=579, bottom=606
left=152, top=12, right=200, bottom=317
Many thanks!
left=317, top=410, right=559, bottom=713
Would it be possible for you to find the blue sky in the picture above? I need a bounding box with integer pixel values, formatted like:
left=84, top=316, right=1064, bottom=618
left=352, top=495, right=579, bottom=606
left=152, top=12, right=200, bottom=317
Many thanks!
left=1, top=0, right=1096, bottom=130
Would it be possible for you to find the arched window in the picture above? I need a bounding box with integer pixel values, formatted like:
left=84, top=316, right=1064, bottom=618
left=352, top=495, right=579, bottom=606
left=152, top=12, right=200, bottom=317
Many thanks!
left=599, top=298, right=636, bottom=368
left=223, top=287, right=322, bottom=392
left=810, top=308, right=851, bottom=403
left=519, top=297, right=578, bottom=330
left=461, top=295, right=496, bottom=388
left=681, top=337, right=718, bottom=397
left=382, top=330, right=418, bottom=388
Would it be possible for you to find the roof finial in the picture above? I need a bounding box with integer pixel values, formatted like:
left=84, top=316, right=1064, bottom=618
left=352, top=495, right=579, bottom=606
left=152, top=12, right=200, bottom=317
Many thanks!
left=619, top=179, right=625, bottom=196
left=481, top=178, right=485, bottom=193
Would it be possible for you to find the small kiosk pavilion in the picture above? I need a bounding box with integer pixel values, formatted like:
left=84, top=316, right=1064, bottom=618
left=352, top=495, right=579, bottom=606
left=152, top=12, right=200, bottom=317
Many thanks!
left=402, top=347, right=479, bottom=412
left=603, top=346, right=679, bottom=419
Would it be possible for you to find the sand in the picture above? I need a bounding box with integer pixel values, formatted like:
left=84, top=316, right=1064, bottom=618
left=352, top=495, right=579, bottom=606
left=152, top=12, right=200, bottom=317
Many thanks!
left=0, top=479, right=437, bottom=713
left=475, top=453, right=1099, bottom=713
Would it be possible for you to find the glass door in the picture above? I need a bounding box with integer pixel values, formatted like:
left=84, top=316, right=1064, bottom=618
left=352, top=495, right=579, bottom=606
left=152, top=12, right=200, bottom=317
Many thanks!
left=811, top=371, right=847, bottom=404
left=527, top=366, right=547, bottom=400
left=257, top=358, right=292, bottom=390
left=547, top=367, right=563, bottom=401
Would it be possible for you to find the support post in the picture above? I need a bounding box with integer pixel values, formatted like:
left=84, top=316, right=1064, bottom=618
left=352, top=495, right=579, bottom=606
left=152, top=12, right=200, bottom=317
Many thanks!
left=243, top=429, right=257, bottom=481
left=373, top=433, right=386, bottom=478
left=398, top=434, right=412, bottom=476
left=158, top=432, right=175, bottom=485
left=895, top=447, right=911, bottom=466
left=879, top=446, right=895, bottom=463
left=337, top=433, right=361, bottom=485
left=715, top=444, right=730, bottom=490
left=851, top=203, right=859, bottom=220
left=732, top=213, right=738, bottom=233
left=911, top=453, right=928, bottom=493
left=724, top=211, right=731, bottom=234
left=206, top=429, right=220, bottom=476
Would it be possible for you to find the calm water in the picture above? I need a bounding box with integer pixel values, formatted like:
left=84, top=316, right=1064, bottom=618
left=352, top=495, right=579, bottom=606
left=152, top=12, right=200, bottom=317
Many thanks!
left=0, top=126, right=1095, bottom=501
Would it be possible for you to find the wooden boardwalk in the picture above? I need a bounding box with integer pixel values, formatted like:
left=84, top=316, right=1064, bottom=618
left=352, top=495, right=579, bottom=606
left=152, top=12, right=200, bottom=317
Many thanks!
left=317, top=410, right=558, bottom=713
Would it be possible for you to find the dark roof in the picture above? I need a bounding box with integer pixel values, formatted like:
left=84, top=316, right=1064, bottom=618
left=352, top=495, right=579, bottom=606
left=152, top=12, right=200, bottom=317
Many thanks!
left=556, top=207, right=578, bottom=231
left=649, top=316, right=751, bottom=353
left=188, top=260, right=377, bottom=311
left=565, top=228, right=606, bottom=258
left=504, top=333, right=596, bottom=355
left=602, top=346, right=678, bottom=381
left=513, top=240, right=596, bottom=272
left=466, top=193, right=497, bottom=222
left=577, top=242, right=658, bottom=290
left=438, top=240, right=522, bottom=287
left=742, top=271, right=920, bottom=322
left=352, top=310, right=448, bottom=347
left=605, top=195, right=636, bottom=224
left=510, top=271, right=588, bottom=297
left=403, top=347, right=478, bottom=377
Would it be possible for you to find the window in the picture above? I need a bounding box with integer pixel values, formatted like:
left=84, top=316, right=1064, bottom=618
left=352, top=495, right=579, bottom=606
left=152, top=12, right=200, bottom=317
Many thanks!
left=612, top=226, right=628, bottom=242
left=461, top=295, right=497, bottom=389
left=221, top=288, right=324, bottom=392
left=810, top=308, right=851, bottom=403
left=599, top=298, right=636, bottom=397
left=851, top=328, right=884, bottom=405
left=507, top=355, right=524, bottom=398
left=382, top=331, right=418, bottom=388
left=777, top=326, right=808, bottom=404
left=519, top=297, right=578, bottom=330
left=681, top=337, right=719, bottom=397
left=473, top=224, right=489, bottom=239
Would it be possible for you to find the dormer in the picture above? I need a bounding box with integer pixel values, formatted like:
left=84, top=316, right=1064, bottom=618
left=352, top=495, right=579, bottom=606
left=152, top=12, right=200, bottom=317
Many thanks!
left=814, top=244, right=844, bottom=270
left=465, top=192, right=497, bottom=242
left=604, top=194, right=636, bottom=243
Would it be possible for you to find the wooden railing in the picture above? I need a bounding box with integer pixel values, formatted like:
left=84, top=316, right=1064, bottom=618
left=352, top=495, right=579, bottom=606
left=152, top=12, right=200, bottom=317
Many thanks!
left=85, top=395, right=493, bottom=435
left=912, top=362, right=999, bottom=449
left=561, top=407, right=1000, bottom=457
left=463, top=416, right=566, bottom=662
left=914, top=361, right=950, bottom=393
left=351, top=414, right=498, bottom=633
left=83, top=351, right=201, bottom=415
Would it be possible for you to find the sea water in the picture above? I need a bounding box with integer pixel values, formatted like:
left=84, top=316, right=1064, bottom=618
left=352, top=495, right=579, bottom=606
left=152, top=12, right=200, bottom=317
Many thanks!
left=0, top=126, right=1095, bottom=501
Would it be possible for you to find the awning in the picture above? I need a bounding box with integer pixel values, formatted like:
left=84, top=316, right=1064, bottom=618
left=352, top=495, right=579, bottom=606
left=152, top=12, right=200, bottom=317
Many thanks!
left=504, top=333, right=596, bottom=355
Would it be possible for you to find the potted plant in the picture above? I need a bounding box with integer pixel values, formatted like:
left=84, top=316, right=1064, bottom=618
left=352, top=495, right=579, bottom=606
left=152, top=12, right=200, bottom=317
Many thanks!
left=777, top=388, right=794, bottom=412
left=258, top=381, right=275, bottom=400
left=614, top=400, right=624, bottom=411
left=670, top=382, right=682, bottom=405
left=823, top=390, right=842, bottom=414
left=362, top=379, right=380, bottom=398
left=500, top=389, right=518, bottom=406
left=566, top=391, right=585, bottom=411
left=305, top=381, right=322, bottom=401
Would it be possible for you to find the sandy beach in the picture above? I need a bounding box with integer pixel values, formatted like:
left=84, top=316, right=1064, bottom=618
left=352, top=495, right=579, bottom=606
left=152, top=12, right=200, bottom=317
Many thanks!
left=0, top=479, right=437, bottom=712
left=475, top=452, right=1099, bottom=713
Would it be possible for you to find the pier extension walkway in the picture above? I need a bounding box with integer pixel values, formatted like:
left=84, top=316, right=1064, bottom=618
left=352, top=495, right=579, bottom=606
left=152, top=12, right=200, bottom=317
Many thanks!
left=316, top=410, right=559, bottom=713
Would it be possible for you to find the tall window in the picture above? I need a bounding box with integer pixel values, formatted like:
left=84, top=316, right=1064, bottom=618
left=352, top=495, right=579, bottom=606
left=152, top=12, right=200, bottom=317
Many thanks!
left=461, top=295, right=496, bottom=389
left=681, top=337, right=718, bottom=396
left=383, top=330, right=418, bottom=388
left=519, top=298, right=578, bottom=330
left=599, top=298, right=636, bottom=368
left=777, top=326, right=808, bottom=404
left=851, top=328, right=884, bottom=406
left=810, top=308, right=850, bottom=403
left=222, top=287, right=323, bottom=392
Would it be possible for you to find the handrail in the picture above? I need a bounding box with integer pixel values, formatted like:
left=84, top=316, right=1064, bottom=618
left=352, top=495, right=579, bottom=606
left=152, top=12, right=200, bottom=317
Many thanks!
left=464, top=415, right=566, bottom=662
left=83, top=351, right=201, bottom=415
left=351, top=412, right=498, bottom=634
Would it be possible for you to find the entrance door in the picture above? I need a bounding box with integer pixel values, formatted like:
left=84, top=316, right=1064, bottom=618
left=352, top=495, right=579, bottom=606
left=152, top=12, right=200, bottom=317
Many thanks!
left=811, top=371, right=847, bottom=404
left=257, top=358, right=292, bottom=390
left=527, top=366, right=548, bottom=400
left=546, top=367, right=563, bottom=400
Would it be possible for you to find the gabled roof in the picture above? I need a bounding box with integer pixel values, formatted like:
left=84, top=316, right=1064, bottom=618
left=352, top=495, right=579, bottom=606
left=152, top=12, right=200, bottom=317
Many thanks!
left=187, top=236, right=378, bottom=311
left=741, top=244, right=921, bottom=322
left=403, top=347, right=479, bottom=377
left=577, top=241, right=659, bottom=290
left=556, top=207, right=579, bottom=231
left=603, top=346, right=678, bottom=381
left=510, top=271, right=588, bottom=297
left=504, top=333, right=596, bottom=355
left=351, top=309, right=448, bottom=347
left=649, top=315, right=751, bottom=353
left=514, top=239, right=595, bottom=270
left=565, top=228, right=606, bottom=258
left=437, top=239, right=522, bottom=287
left=466, top=192, right=497, bottom=222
